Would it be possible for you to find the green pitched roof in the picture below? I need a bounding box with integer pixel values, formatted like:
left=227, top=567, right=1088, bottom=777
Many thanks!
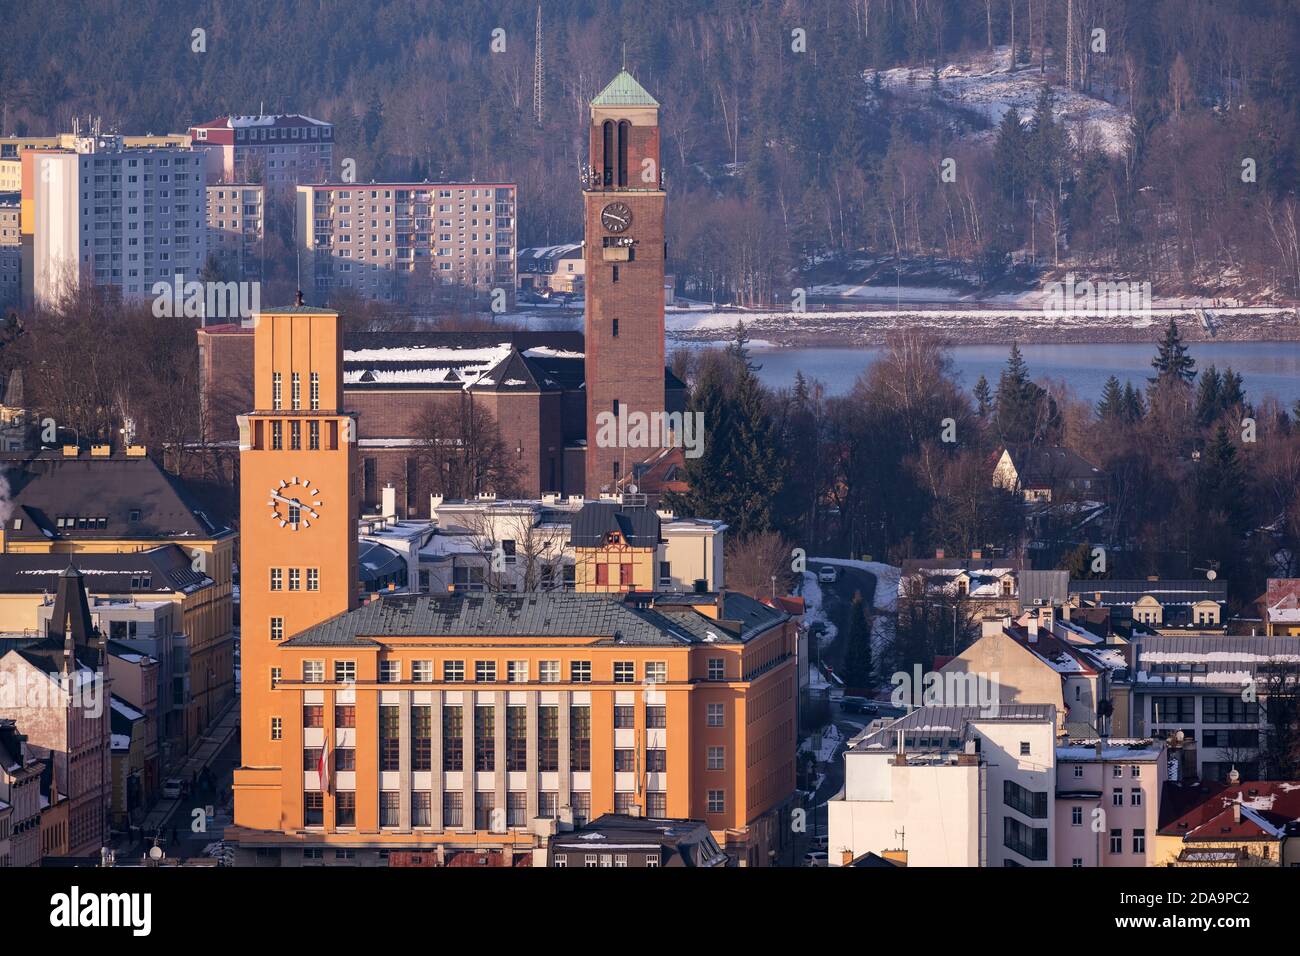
left=591, top=70, right=659, bottom=108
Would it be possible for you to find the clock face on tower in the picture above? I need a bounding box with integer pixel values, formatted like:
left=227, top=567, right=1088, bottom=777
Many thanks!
left=268, top=477, right=323, bottom=530
left=601, top=202, right=632, bottom=233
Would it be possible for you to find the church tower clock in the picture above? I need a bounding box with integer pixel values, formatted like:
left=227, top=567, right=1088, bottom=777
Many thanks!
left=583, top=70, right=667, bottom=496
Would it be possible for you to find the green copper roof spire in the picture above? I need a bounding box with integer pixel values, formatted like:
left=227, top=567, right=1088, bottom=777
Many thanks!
left=591, top=70, right=659, bottom=108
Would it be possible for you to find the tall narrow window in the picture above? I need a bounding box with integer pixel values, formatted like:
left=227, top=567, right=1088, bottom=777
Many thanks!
left=289, top=420, right=301, bottom=450
left=380, top=705, right=400, bottom=771
left=617, top=120, right=630, bottom=187
left=310, top=372, right=320, bottom=410
left=570, top=705, right=591, bottom=772
left=443, top=706, right=464, bottom=772
left=308, top=420, right=320, bottom=450
left=412, top=706, right=432, bottom=772
left=601, top=120, right=614, bottom=187
left=272, top=372, right=282, bottom=409
left=270, top=421, right=282, bottom=450
left=291, top=372, right=301, bottom=409
left=475, top=706, right=495, bottom=771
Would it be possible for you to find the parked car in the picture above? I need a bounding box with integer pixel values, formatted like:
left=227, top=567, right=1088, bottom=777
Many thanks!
left=809, top=834, right=829, bottom=851
left=162, top=778, right=184, bottom=799
left=817, top=565, right=838, bottom=583
left=840, top=696, right=879, bottom=715
left=802, top=851, right=828, bottom=867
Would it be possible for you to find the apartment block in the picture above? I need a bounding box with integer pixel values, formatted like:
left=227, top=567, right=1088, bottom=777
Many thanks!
left=189, top=114, right=333, bottom=189
left=0, top=192, right=17, bottom=311
left=206, top=184, right=264, bottom=281
left=1054, top=738, right=1167, bottom=867
left=296, top=182, right=516, bottom=305
left=828, top=705, right=1058, bottom=867
left=22, top=134, right=207, bottom=306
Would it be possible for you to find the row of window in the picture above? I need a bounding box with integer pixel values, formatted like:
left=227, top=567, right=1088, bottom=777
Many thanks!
left=269, top=568, right=320, bottom=592
left=270, top=371, right=321, bottom=411
left=300, top=787, right=695, bottom=830
left=283, top=654, right=728, bottom=683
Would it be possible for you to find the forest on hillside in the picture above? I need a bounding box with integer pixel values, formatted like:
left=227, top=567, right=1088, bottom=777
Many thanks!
left=3, top=0, right=1300, bottom=303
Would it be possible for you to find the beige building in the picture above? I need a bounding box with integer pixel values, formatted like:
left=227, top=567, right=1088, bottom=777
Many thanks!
left=205, top=184, right=264, bottom=280
left=829, top=705, right=1059, bottom=867
left=23, top=134, right=207, bottom=306
left=0, top=193, right=18, bottom=311
left=297, top=182, right=516, bottom=305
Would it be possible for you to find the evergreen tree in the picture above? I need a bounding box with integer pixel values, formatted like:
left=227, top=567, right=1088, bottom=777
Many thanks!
left=1220, top=368, right=1246, bottom=408
left=1197, top=424, right=1250, bottom=535
left=994, top=343, right=1059, bottom=443
left=843, top=592, right=874, bottom=690
left=725, top=367, right=785, bottom=536
left=974, top=374, right=992, bottom=417
left=1195, top=366, right=1223, bottom=426
left=1029, top=84, right=1063, bottom=188
left=1097, top=375, right=1125, bottom=420
left=1151, top=318, right=1196, bottom=385
left=993, top=106, right=1030, bottom=200
left=1121, top=382, right=1146, bottom=422
left=725, top=320, right=761, bottom=371
left=662, top=361, right=732, bottom=519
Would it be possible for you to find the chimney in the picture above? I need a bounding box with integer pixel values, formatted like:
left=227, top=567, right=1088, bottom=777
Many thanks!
left=381, top=484, right=397, bottom=520
left=935, top=548, right=945, bottom=560
left=971, top=549, right=982, bottom=560
left=1026, top=617, right=1039, bottom=643
left=840, top=849, right=853, bottom=867
left=62, top=445, right=79, bottom=457
left=1232, top=796, right=1242, bottom=825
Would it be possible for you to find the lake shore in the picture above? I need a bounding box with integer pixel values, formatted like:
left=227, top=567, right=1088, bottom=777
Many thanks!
left=664, top=305, right=1300, bottom=348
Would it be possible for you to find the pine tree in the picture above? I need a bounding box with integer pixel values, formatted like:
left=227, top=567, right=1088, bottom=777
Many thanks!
left=843, top=592, right=874, bottom=690
left=1097, top=375, right=1124, bottom=420
left=1195, top=366, right=1223, bottom=427
left=725, top=320, right=761, bottom=371
left=993, top=106, right=1030, bottom=200
left=994, top=343, right=1057, bottom=443
left=1121, top=382, right=1146, bottom=422
left=1151, top=318, right=1196, bottom=385
left=725, top=367, right=785, bottom=537
left=1197, top=424, right=1249, bottom=535
left=1220, top=368, right=1245, bottom=408
left=662, top=361, right=732, bottom=519
left=974, top=374, right=992, bottom=416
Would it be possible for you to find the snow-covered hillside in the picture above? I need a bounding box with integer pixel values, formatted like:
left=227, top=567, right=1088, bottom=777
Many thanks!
left=876, top=46, right=1133, bottom=157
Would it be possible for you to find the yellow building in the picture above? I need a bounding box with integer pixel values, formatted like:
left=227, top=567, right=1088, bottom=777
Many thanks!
left=0, top=448, right=236, bottom=741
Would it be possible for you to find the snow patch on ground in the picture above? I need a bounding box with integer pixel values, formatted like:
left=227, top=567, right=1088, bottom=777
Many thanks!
left=799, top=571, right=838, bottom=647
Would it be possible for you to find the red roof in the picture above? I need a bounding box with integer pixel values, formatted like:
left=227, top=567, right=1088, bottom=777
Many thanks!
left=1158, top=780, right=1300, bottom=841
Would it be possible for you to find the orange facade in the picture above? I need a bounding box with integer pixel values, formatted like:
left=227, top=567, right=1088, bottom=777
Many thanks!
left=233, top=306, right=359, bottom=832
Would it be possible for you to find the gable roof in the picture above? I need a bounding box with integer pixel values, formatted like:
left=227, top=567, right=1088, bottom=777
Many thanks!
left=0, top=452, right=228, bottom=542
left=1158, top=781, right=1300, bottom=841
left=1003, top=445, right=1103, bottom=485
left=591, top=71, right=659, bottom=108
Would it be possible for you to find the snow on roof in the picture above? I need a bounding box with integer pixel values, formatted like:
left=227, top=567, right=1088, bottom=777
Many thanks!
left=111, top=697, right=144, bottom=721
left=523, top=346, right=585, bottom=360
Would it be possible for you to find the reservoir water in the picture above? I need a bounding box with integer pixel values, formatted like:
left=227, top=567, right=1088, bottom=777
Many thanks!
left=750, top=341, right=1300, bottom=407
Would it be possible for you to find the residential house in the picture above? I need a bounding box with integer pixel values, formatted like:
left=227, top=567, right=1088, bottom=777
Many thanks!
left=1156, top=776, right=1300, bottom=866
left=993, top=445, right=1105, bottom=503
left=1069, top=579, right=1227, bottom=633
left=0, top=718, right=43, bottom=866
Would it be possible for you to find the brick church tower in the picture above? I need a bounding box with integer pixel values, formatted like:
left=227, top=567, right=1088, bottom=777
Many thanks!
left=583, top=71, right=666, bottom=496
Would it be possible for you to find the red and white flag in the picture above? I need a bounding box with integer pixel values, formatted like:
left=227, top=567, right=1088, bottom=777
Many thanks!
left=318, top=741, right=330, bottom=794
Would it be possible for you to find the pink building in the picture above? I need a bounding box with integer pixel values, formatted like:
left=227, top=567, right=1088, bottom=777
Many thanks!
left=1054, top=738, right=1167, bottom=867
left=189, top=114, right=333, bottom=189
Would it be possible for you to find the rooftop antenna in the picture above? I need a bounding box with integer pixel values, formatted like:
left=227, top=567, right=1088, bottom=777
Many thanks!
left=533, top=4, right=544, bottom=126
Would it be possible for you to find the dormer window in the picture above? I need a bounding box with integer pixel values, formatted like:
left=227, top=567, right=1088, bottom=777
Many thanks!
left=129, top=509, right=142, bottom=522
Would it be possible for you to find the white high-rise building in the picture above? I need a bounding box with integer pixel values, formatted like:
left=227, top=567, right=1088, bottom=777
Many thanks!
left=27, top=134, right=207, bottom=307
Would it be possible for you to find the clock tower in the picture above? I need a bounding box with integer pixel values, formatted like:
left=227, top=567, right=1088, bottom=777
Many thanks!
left=232, top=302, right=359, bottom=833
left=583, top=70, right=666, bottom=496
